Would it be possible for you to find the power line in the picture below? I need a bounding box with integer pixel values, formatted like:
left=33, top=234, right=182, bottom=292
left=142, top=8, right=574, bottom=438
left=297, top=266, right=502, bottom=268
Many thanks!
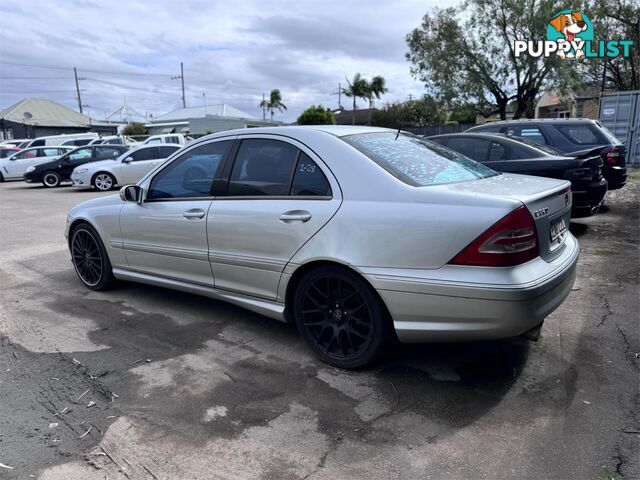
left=0, top=60, right=173, bottom=77
left=0, top=76, right=72, bottom=80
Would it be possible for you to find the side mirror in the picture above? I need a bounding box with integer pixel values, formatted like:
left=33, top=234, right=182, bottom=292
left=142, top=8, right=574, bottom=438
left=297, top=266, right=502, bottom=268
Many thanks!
left=119, top=185, right=143, bottom=204
left=122, top=156, right=133, bottom=163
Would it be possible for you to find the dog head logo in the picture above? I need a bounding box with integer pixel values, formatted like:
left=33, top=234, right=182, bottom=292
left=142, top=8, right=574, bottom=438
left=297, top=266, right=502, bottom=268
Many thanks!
left=547, top=10, right=594, bottom=59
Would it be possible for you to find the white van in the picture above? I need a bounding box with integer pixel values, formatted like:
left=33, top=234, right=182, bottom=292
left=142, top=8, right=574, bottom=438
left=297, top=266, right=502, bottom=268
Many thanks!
left=24, top=133, right=99, bottom=148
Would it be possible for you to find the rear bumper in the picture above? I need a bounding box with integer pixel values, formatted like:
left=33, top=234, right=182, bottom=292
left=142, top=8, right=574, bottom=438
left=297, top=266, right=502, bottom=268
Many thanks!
left=571, top=178, right=608, bottom=213
left=603, top=165, right=627, bottom=190
left=362, top=234, right=579, bottom=343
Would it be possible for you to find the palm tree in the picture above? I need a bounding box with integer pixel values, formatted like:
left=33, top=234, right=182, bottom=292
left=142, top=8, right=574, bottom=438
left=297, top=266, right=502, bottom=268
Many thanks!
left=342, top=73, right=369, bottom=125
left=365, top=75, right=387, bottom=125
left=261, top=89, right=287, bottom=120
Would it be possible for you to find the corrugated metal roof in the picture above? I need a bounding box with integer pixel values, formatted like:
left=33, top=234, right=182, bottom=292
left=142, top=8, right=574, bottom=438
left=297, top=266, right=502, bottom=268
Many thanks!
left=0, top=98, right=92, bottom=127
left=152, top=104, right=256, bottom=122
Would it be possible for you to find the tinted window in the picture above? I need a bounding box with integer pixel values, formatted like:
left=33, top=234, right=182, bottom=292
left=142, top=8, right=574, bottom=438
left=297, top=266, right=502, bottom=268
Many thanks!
left=0, top=149, right=17, bottom=158
left=473, top=125, right=501, bottom=133
left=96, top=146, right=124, bottom=160
left=69, top=147, right=93, bottom=160
left=446, top=138, right=490, bottom=162
left=75, top=139, right=93, bottom=146
left=505, top=125, right=547, bottom=144
left=489, top=142, right=506, bottom=161
left=228, top=139, right=298, bottom=196
left=343, top=133, right=496, bottom=186
left=148, top=140, right=231, bottom=199
left=130, top=147, right=157, bottom=162
left=166, top=136, right=181, bottom=144
left=159, top=146, right=180, bottom=158
left=291, top=153, right=331, bottom=196
left=41, top=148, right=60, bottom=157
left=30, top=139, right=45, bottom=147
left=555, top=124, right=606, bottom=145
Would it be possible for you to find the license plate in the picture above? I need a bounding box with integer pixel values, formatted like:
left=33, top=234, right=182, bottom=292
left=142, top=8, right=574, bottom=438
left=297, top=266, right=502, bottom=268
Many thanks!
left=550, top=217, right=567, bottom=243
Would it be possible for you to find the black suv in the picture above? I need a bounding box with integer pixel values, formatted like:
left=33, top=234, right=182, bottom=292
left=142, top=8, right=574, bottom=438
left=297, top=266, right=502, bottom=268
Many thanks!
left=24, top=145, right=129, bottom=187
left=466, top=119, right=627, bottom=189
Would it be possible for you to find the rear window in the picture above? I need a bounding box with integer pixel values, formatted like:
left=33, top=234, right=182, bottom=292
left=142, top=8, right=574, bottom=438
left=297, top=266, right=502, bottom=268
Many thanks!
left=554, top=124, right=608, bottom=145
left=342, top=133, right=497, bottom=186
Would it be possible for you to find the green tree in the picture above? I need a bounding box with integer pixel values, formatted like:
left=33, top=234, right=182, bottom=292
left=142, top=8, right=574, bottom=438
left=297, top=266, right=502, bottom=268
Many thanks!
left=372, top=95, right=447, bottom=128
left=448, top=102, right=478, bottom=124
left=122, top=122, right=147, bottom=136
left=297, top=105, right=336, bottom=125
left=259, top=89, right=288, bottom=120
left=364, top=75, right=388, bottom=125
left=341, top=73, right=369, bottom=125
left=579, top=0, right=639, bottom=91
left=406, top=0, right=577, bottom=120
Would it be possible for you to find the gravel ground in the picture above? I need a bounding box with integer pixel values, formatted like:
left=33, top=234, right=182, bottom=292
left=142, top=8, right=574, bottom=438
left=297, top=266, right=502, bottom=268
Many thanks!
left=0, top=174, right=638, bottom=480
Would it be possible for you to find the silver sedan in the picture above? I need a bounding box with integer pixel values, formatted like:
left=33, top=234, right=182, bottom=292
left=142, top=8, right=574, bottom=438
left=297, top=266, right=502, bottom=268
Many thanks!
left=65, top=126, right=579, bottom=368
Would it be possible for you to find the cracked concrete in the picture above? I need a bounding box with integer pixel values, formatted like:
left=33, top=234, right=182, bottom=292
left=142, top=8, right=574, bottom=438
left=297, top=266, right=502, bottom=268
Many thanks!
left=0, top=173, right=638, bottom=479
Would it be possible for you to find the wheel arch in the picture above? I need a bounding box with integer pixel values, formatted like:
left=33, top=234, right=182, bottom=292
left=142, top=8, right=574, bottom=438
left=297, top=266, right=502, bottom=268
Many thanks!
left=91, top=170, right=118, bottom=188
left=282, top=259, right=393, bottom=326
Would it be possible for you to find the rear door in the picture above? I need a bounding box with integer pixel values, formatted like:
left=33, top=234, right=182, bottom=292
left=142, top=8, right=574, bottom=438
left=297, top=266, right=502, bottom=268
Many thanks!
left=208, top=136, right=341, bottom=299
left=446, top=137, right=505, bottom=170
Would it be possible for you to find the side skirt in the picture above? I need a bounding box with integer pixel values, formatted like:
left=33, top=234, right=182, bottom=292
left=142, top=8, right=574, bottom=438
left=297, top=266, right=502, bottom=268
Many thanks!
left=112, top=267, right=286, bottom=322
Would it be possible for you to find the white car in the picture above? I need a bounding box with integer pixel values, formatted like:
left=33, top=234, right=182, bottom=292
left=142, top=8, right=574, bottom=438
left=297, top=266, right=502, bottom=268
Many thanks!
left=71, top=144, right=182, bottom=190
left=24, top=133, right=99, bottom=148
left=0, top=146, right=73, bottom=181
left=89, top=135, right=138, bottom=146
left=143, top=134, right=189, bottom=146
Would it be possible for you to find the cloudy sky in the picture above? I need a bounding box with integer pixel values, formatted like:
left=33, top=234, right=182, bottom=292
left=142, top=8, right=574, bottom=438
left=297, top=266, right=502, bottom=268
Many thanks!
left=0, top=0, right=457, bottom=122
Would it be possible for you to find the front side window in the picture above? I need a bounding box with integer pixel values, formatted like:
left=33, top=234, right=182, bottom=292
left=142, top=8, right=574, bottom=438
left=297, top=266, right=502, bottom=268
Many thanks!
left=290, top=152, right=331, bottom=196
left=227, top=139, right=298, bottom=196
left=130, top=148, right=157, bottom=162
left=342, top=133, right=496, bottom=187
left=148, top=140, right=231, bottom=199
left=14, top=150, right=36, bottom=159
left=96, top=146, right=125, bottom=160
left=69, top=147, right=93, bottom=160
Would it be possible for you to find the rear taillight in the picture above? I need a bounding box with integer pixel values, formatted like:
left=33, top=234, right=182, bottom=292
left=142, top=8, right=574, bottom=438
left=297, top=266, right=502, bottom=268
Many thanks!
left=449, top=205, right=539, bottom=267
left=604, top=147, right=620, bottom=165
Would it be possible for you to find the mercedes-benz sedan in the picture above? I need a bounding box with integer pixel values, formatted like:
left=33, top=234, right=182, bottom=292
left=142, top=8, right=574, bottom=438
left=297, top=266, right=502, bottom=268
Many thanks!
left=65, top=126, right=579, bottom=368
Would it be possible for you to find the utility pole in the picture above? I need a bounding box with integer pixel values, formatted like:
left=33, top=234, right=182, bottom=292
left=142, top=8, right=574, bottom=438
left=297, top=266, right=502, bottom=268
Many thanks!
left=203, top=92, right=207, bottom=115
left=74, top=67, right=83, bottom=114
left=331, top=82, right=342, bottom=109
left=172, top=63, right=186, bottom=108
left=180, top=62, right=186, bottom=108
left=262, top=92, right=266, bottom=120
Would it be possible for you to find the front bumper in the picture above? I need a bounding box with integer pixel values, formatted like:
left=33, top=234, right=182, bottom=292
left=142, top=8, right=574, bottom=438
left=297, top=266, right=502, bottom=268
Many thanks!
left=71, top=172, right=89, bottom=187
left=362, top=233, right=579, bottom=343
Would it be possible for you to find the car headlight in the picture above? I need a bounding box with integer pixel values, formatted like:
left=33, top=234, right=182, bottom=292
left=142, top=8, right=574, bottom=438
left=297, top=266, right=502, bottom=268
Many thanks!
left=75, top=168, right=89, bottom=174
left=25, top=166, right=36, bottom=173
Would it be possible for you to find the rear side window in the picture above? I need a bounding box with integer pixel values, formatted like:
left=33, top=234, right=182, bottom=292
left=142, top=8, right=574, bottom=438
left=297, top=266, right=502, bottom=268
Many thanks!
left=343, top=133, right=496, bottom=186
left=489, top=142, right=506, bottom=161
left=96, top=146, right=124, bottom=160
left=227, top=139, right=298, bottom=196
left=148, top=140, right=231, bottom=199
left=290, top=152, right=331, bottom=196
left=554, top=124, right=607, bottom=145
left=130, top=148, right=157, bottom=162
left=505, top=125, right=547, bottom=145
left=41, top=148, right=59, bottom=157
left=446, top=138, right=490, bottom=162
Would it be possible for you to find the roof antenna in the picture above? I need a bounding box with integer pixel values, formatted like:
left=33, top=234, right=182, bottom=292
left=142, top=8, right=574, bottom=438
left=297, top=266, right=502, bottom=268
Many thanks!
left=394, top=125, right=401, bottom=141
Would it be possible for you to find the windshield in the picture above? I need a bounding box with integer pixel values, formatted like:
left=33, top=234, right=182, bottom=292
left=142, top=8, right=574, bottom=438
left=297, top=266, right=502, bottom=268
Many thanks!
left=342, top=132, right=497, bottom=186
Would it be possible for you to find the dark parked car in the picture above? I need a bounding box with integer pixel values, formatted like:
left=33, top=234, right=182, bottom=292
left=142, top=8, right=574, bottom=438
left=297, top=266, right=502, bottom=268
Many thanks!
left=427, top=133, right=607, bottom=216
left=466, top=119, right=627, bottom=189
left=24, top=145, right=130, bottom=187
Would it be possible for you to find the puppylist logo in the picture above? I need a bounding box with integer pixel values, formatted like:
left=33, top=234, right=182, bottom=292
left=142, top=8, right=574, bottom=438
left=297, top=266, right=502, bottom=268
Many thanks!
left=514, top=10, right=634, bottom=60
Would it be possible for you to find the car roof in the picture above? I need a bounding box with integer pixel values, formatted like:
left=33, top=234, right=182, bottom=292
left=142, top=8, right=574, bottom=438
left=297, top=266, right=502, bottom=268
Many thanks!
left=200, top=125, right=395, bottom=142
left=471, top=118, right=598, bottom=126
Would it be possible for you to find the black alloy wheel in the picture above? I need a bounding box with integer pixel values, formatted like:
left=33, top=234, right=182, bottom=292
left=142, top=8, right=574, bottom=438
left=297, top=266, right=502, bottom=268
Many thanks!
left=293, top=266, right=388, bottom=369
left=42, top=171, right=61, bottom=188
left=70, top=224, right=115, bottom=290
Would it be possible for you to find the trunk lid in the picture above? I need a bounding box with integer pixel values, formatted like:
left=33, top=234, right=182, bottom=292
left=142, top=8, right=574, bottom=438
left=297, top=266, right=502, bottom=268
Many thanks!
left=435, top=173, right=572, bottom=262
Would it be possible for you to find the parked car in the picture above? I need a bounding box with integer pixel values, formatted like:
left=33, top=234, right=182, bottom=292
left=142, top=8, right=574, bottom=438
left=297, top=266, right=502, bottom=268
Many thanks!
left=24, top=145, right=129, bottom=187
left=427, top=133, right=607, bottom=216
left=143, top=134, right=189, bottom=146
left=65, top=126, right=578, bottom=368
left=0, top=147, right=21, bottom=159
left=466, top=119, right=627, bottom=189
left=71, top=144, right=182, bottom=191
left=89, top=135, right=138, bottom=146
left=0, top=138, right=30, bottom=148
left=24, top=133, right=99, bottom=148
left=0, top=146, right=73, bottom=181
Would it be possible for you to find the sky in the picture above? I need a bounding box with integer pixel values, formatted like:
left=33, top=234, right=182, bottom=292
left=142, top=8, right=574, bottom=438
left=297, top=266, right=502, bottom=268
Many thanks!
left=0, top=0, right=458, bottom=123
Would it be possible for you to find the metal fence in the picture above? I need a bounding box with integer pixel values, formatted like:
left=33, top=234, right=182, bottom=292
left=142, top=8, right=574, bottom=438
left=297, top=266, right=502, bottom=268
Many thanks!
left=599, top=91, right=640, bottom=166
left=404, top=124, right=475, bottom=137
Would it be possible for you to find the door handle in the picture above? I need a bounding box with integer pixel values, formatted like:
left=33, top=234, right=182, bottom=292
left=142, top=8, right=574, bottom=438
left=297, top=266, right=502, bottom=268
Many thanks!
left=279, top=210, right=311, bottom=223
left=183, top=209, right=206, bottom=219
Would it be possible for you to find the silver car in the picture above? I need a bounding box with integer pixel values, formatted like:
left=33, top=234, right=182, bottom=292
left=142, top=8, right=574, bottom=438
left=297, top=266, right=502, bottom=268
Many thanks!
left=65, top=126, right=579, bottom=368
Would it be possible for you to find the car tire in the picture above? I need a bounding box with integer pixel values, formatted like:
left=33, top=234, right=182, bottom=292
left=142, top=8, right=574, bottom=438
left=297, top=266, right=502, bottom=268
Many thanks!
left=293, top=265, right=390, bottom=369
left=70, top=223, right=116, bottom=291
left=93, top=172, right=116, bottom=191
left=42, top=171, right=62, bottom=188
left=0, top=172, right=4, bottom=182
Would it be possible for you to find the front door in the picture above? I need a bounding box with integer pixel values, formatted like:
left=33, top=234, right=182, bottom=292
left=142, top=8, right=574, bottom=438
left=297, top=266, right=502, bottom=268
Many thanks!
left=119, top=139, right=233, bottom=286
left=121, top=147, right=161, bottom=184
left=208, top=137, right=341, bottom=300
